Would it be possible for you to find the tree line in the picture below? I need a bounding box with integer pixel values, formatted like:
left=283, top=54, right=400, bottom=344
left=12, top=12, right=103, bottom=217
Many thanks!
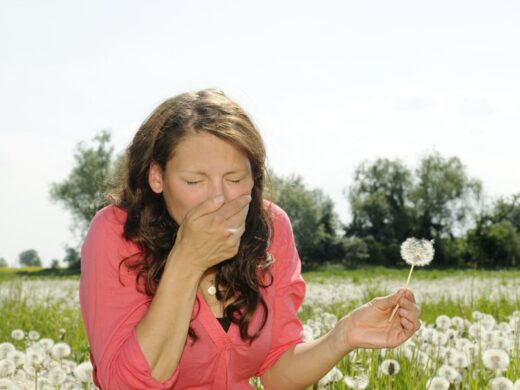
left=4, top=130, right=517, bottom=270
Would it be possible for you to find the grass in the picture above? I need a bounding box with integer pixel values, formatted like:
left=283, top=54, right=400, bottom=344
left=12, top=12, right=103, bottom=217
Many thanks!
left=1, top=267, right=519, bottom=389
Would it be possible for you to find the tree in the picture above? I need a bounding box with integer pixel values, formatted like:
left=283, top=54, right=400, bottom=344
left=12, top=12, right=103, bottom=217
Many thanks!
left=410, top=152, right=482, bottom=239
left=267, top=172, right=343, bottom=267
left=18, top=249, right=42, bottom=267
left=347, top=158, right=413, bottom=241
left=466, top=193, right=520, bottom=268
left=50, top=259, right=60, bottom=269
left=50, top=130, right=115, bottom=236
left=63, top=247, right=80, bottom=270
left=0, top=257, right=8, bottom=268
left=345, top=158, right=414, bottom=265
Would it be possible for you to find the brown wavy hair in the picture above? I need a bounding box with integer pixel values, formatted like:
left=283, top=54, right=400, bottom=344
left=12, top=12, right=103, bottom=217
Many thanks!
left=111, top=89, right=273, bottom=343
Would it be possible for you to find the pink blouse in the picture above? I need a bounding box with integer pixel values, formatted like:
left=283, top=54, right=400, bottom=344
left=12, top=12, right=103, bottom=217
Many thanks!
left=79, top=201, right=306, bottom=389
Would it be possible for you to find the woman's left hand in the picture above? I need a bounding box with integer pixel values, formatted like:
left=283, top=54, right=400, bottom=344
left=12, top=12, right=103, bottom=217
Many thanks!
left=334, top=288, right=421, bottom=353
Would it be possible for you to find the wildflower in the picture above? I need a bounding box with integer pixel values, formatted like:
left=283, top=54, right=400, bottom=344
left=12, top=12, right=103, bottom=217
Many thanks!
left=344, top=374, right=369, bottom=389
left=451, top=316, right=465, bottom=330
left=401, top=238, right=435, bottom=266
left=489, top=377, right=514, bottom=390
left=322, top=312, right=337, bottom=329
left=0, top=344, right=15, bottom=360
left=47, top=367, right=67, bottom=385
left=303, top=324, right=314, bottom=342
left=6, top=350, right=25, bottom=367
left=37, top=338, right=55, bottom=351
left=449, top=350, right=469, bottom=369
left=379, top=359, right=400, bottom=376
left=435, top=315, right=451, bottom=330
left=437, top=364, right=461, bottom=384
left=482, top=348, right=510, bottom=371
left=28, top=330, right=40, bottom=341
left=318, top=367, right=343, bottom=386
left=74, top=361, right=94, bottom=383
left=10, top=330, right=24, bottom=341
left=0, top=378, right=16, bottom=390
left=50, top=342, right=71, bottom=359
left=0, top=359, right=16, bottom=377
left=426, top=376, right=450, bottom=390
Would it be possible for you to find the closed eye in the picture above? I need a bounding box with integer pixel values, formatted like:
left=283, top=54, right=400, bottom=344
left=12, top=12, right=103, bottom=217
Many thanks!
left=228, top=179, right=242, bottom=184
left=185, top=180, right=201, bottom=185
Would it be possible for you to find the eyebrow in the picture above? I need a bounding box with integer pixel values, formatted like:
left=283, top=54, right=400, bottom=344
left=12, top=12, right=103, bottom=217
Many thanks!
left=178, top=169, right=248, bottom=175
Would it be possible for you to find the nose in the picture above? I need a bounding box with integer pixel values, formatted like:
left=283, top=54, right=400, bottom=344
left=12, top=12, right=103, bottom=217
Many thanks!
left=208, top=178, right=231, bottom=201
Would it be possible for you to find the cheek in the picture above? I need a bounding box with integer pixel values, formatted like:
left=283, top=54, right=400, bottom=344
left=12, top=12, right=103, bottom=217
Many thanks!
left=164, top=187, right=207, bottom=224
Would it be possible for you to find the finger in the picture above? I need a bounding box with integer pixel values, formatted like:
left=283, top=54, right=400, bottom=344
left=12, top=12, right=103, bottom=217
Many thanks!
left=399, top=308, right=421, bottom=329
left=401, top=288, right=416, bottom=303
left=185, top=195, right=226, bottom=221
left=375, top=289, right=407, bottom=310
left=226, top=204, right=250, bottom=228
left=217, top=194, right=252, bottom=220
left=399, top=297, right=419, bottom=311
left=400, top=316, right=415, bottom=333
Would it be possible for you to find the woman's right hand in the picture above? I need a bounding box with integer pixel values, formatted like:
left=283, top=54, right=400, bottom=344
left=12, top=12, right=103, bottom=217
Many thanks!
left=169, top=194, right=252, bottom=273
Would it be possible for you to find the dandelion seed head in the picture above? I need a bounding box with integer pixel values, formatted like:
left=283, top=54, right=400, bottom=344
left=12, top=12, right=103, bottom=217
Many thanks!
left=483, top=348, right=510, bottom=371
left=47, top=367, right=67, bottom=385
left=490, top=377, right=514, bottom=390
left=0, top=344, right=15, bottom=360
left=73, top=361, right=93, bottom=383
left=400, top=238, right=434, bottom=266
left=50, top=342, right=71, bottom=359
left=344, top=374, right=369, bottom=389
left=0, top=378, right=16, bottom=390
left=379, top=359, right=400, bottom=376
left=449, top=351, right=469, bottom=368
left=6, top=350, right=25, bottom=368
left=0, top=359, right=16, bottom=377
left=435, top=315, right=452, bottom=330
left=513, top=379, right=520, bottom=390
left=426, top=376, right=450, bottom=390
left=28, top=331, right=40, bottom=341
left=38, top=338, right=54, bottom=351
left=437, top=364, right=461, bottom=383
left=10, top=330, right=24, bottom=341
left=318, top=366, right=343, bottom=386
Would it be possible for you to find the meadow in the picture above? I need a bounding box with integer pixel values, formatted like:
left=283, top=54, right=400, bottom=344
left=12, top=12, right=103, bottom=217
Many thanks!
left=0, top=266, right=519, bottom=389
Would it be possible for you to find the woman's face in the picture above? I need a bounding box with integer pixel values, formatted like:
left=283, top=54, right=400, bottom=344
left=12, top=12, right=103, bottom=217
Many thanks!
left=149, top=132, right=254, bottom=224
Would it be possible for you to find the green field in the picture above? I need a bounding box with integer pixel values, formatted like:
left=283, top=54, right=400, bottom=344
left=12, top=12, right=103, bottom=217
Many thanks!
left=0, top=267, right=519, bottom=389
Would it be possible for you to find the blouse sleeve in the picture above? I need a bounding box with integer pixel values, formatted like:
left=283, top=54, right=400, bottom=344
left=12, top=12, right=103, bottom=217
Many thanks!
left=255, top=204, right=306, bottom=377
left=79, top=207, right=180, bottom=390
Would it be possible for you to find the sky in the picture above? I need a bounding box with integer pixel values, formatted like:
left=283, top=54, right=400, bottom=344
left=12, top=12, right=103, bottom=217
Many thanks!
left=1, top=0, right=519, bottom=267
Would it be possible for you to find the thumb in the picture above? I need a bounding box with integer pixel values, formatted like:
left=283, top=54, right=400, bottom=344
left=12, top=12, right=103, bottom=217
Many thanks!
left=185, top=195, right=225, bottom=221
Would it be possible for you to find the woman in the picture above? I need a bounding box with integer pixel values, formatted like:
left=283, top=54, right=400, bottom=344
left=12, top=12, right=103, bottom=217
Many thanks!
left=79, top=88, right=421, bottom=390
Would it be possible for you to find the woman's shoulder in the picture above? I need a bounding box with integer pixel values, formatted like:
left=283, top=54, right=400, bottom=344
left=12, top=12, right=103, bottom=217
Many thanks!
left=84, top=204, right=129, bottom=245
left=262, top=199, right=294, bottom=250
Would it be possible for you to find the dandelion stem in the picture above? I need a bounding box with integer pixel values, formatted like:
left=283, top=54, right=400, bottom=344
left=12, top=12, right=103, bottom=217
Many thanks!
left=405, top=264, right=415, bottom=288
left=389, top=264, right=416, bottom=322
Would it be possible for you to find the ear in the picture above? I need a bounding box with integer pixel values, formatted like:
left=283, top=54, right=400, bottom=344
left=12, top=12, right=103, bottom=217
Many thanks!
left=148, top=161, right=164, bottom=194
